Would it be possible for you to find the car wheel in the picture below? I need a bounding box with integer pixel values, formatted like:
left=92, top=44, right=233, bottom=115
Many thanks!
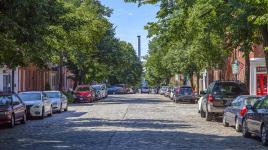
left=59, top=104, right=63, bottom=113
left=40, top=108, right=45, bottom=119
left=200, top=108, right=206, bottom=118
left=21, top=112, right=27, bottom=124
left=223, top=115, right=229, bottom=127
left=235, top=118, right=241, bottom=132
left=205, top=111, right=213, bottom=121
left=261, top=125, right=268, bottom=146
left=8, top=114, right=15, bottom=128
left=64, top=104, right=68, bottom=112
left=48, top=106, right=53, bottom=117
left=242, top=120, right=251, bottom=138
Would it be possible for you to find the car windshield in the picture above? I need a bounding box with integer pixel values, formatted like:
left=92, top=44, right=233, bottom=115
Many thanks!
left=92, top=85, right=101, bottom=90
left=19, top=93, right=41, bottom=101
left=76, top=87, right=90, bottom=92
left=44, top=92, right=60, bottom=98
left=213, top=83, right=242, bottom=95
left=179, top=88, right=193, bottom=94
left=0, top=95, right=12, bottom=106
left=244, top=97, right=260, bottom=106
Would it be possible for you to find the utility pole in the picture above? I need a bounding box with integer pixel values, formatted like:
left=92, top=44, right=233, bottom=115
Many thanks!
left=137, top=35, right=141, bottom=60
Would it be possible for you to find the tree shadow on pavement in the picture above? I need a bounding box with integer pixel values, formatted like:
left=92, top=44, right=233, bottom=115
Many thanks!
left=68, top=118, right=193, bottom=130
left=96, top=98, right=170, bottom=105
left=0, top=129, right=265, bottom=150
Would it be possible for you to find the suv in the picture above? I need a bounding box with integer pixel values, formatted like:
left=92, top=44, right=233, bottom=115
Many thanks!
left=174, top=86, right=195, bottom=103
left=200, top=81, right=248, bottom=121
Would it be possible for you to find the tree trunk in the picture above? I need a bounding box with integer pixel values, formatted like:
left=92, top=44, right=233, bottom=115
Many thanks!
left=73, top=80, right=77, bottom=91
left=244, top=50, right=250, bottom=89
left=190, top=74, right=194, bottom=88
left=196, top=73, right=200, bottom=94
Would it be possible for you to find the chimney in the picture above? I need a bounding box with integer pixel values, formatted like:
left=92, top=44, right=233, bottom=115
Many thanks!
left=137, top=35, right=141, bottom=60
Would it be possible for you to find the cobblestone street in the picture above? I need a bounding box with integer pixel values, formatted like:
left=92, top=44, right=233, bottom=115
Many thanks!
left=0, top=94, right=265, bottom=150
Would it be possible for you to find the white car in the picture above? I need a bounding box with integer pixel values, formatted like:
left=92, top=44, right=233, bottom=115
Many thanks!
left=198, top=96, right=205, bottom=114
left=43, top=91, right=68, bottom=113
left=91, top=84, right=107, bottom=99
left=18, top=91, right=53, bottom=119
left=170, top=87, right=179, bottom=100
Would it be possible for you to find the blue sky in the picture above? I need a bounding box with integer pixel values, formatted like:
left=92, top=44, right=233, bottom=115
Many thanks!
left=100, top=0, right=159, bottom=57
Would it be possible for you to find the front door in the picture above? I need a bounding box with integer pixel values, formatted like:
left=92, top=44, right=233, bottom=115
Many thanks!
left=256, top=74, right=267, bottom=96
left=3, top=75, right=11, bottom=92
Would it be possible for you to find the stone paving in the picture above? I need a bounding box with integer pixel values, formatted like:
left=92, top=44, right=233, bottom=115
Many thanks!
left=0, top=94, right=265, bottom=150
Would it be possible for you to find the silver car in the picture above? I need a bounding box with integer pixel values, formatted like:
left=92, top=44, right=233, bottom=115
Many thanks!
left=44, top=91, right=68, bottom=113
left=18, top=92, right=53, bottom=119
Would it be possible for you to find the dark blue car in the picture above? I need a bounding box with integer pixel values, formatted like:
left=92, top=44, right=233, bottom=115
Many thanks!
left=107, top=86, right=123, bottom=95
left=223, top=95, right=261, bottom=132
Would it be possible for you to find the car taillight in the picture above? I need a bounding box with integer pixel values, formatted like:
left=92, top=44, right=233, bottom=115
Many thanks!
left=240, top=106, right=248, bottom=117
left=208, top=95, right=214, bottom=103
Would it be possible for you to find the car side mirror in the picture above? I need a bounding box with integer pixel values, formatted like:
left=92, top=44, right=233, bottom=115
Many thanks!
left=12, top=101, right=20, bottom=106
left=246, top=105, right=253, bottom=110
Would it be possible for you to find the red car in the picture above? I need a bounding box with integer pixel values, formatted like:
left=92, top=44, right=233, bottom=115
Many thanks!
left=0, top=93, right=27, bottom=128
left=73, top=85, right=95, bottom=103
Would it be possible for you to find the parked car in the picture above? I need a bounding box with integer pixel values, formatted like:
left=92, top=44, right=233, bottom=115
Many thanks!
left=170, top=87, right=179, bottom=100
left=114, top=84, right=128, bottom=94
left=150, top=88, right=157, bottom=94
left=198, top=89, right=207, bottom=114
left=198, top=96, right=205, bottom=114
left=91, top=84, right=107, bottom=100
left=200, top=81, right=249, bottom=121
left=73, top=85, right=95, bottom=103
left=159, top=86, right=168, bottom=95
left=18, top=92, right=53, bottom=119
left=0, top=93, right=27, bottom=128
left=43, top=91, right=68, bottom=113
left=127, top=88, right=135, bottom=94
left=174, top=86, right=195, bottom=103
left=164, top=87, right=171, bottom=97
left=242, top=95, right=268, bottom=146
left=141, top=87, right=150, bottom=94
left=108, top=86, right=124, bottom=94
left=223, top=95, right=261, bottom=132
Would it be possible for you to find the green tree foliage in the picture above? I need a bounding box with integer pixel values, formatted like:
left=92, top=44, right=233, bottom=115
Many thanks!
left=127, top=0, right=267, bottom=89
left=0, top=0, right=142, bottom=88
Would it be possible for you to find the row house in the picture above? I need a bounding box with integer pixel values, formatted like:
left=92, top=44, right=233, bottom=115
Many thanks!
left=199, top=44, right=266, bottom=96
left=0, top=65, right=74, bottom=93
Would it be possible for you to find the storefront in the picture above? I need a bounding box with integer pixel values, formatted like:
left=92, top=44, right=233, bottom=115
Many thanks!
left=250, top=58, right=267, bottom=95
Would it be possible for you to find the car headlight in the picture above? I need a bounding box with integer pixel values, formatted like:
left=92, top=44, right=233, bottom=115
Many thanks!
left=33, top=104, right=42, bottom=108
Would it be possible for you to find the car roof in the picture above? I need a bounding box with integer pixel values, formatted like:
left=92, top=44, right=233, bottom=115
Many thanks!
left=238, top=95, right=262, bottom=98
left=43, top=91, right=60, bottom=93
left=19, top=91, right=42, bottom=93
